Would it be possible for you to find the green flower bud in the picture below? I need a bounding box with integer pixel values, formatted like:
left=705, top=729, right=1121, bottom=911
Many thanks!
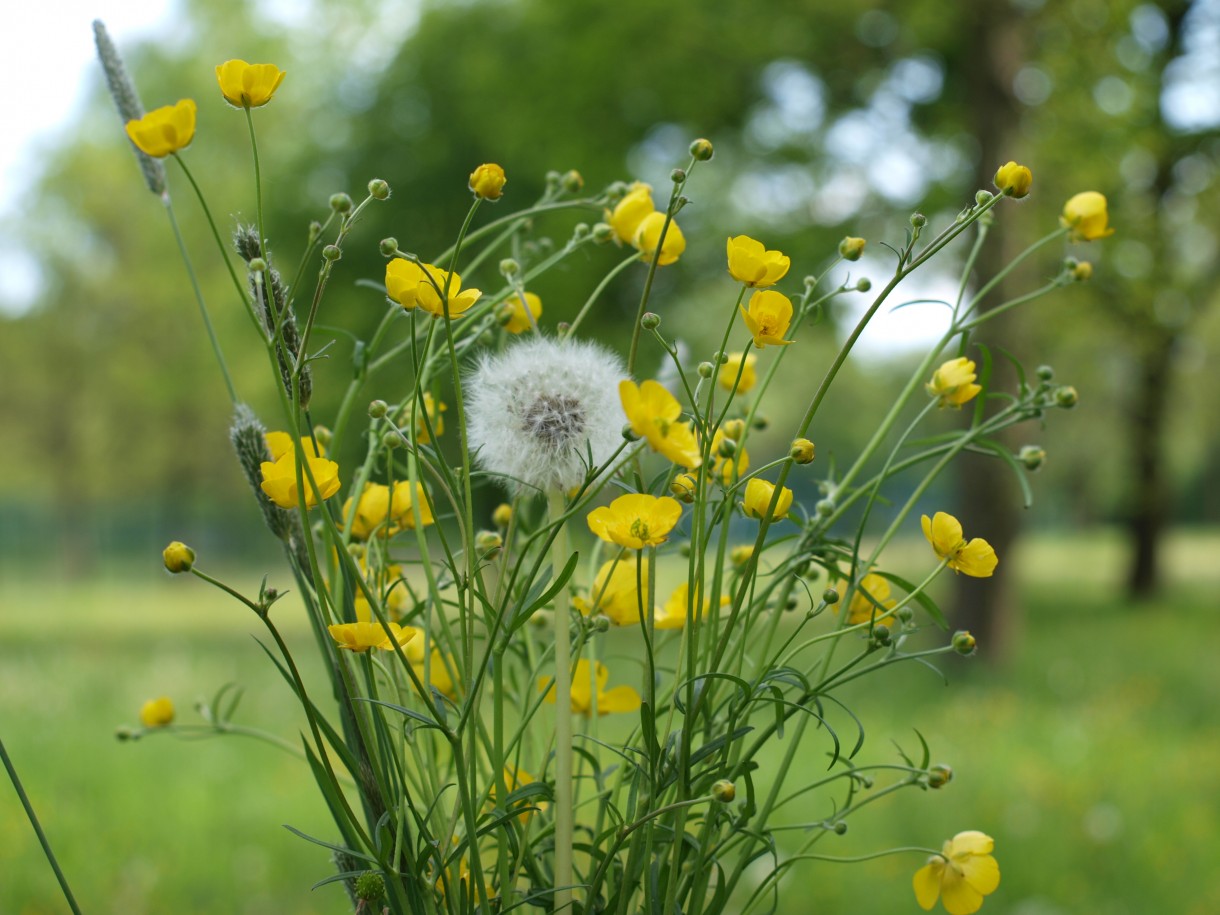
left=1019, top=444, right=1046, bottom=470
left=382, top=430, right=402, bottom=449
left=928, top=764, right=953, bottom=789
left=622, top=423, right=641, bottom=442
left=641, top=312, right=661, bottom=330
left=368, top=399, right=388, bottom=419
left=592, top=222, right=615, bottom=244
left=952, top=630, right=977, bottom=655
left=910, top=213, right=927, bottom=229
left=822, top=588, right=840, bottom=605
left=499, top=258, right=521, bottom=277
left=573, top=222, right=591, bottom=240
left=592, top=614, right=611, bottom=633
left=322, top=244, right=342, bottom=262
left=1036, top=364, right=1054, bottom=382
left=671, top=168, right=687, bottom=184
left=872, top=623, right=892, bottom=646
left=163, top=541, right=195, bottom=573
left=689, top=138, right=714, bottom=161
left=355, top=872, right=385, bottom=902
left=975, top=189, right=994, bottom=206
left=712, top=779, right=736, bottom=802
left=838, top=236, right=866, bottom=261
left=790, top=438, right=815, bottom=464
left=248, top=257, right=267, bottom=273
left=312, top=425, right=332, bottom=448
left=815, top=498, right=835, bottom=518
left=697, top=361, right=714, bottom=379
left=379, top=237, right=399, bottom=257
left=717, top=437, right=737, bottom=458
left=329, top=192, right=353, bottom=213
left=475, top=530, right=503, bottom=556
left=562, top=169, right=584, bottom=193
left=367, top=178, right=390, bottom=200
left=855, top=277, right=872, bottom=292
left=833, top=821, right=848, bottom=835
left=1054, top=385, right=1079, bottom=409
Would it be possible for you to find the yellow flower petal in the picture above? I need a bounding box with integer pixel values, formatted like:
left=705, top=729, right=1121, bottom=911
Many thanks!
left=913, top=861, right=943, bottom=911
left=124, top=99, right=197, bottom=158
left=598, top=685, right=643, bottom=715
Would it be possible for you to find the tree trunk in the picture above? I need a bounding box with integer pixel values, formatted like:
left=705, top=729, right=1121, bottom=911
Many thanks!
left=1125, top=334, right=1173, bottom=598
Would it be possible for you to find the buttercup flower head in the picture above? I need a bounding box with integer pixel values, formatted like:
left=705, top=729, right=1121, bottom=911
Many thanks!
left=162, top=541, right=195, bottom=573
left=343, top=481, right=433, bottom=540
left=1060, top=191, right=1114, bottom=241
left=740, top=290, right=795, bottom=348
left=993, top=161, right=1032, bottom=199
left=215, top=60, right=286, bottom=108
left=587, top=493, right=682, bottom=549
left=259, top=447, right=341, bottom=509
left=634, top=211, right=686, bottom=266
left=927, top=357, right=982, bottom=408
left=385, top=259, right=481, bottom=317
left=726, top=235, right=790, bottom=287
left=620, top=379, right=701, bottom=470
left=913, top=831, right=1000, bottom=914
left=654, top=583, right=728, bottom=630
left=718, top=352, right=758, bottom=393
left=580, top=555, right=648, bottom=626
left=838, top=572, right=898, bottom=626
left=466, top=335, right=627, bottom=493
left=503, top=291, right=542, bottom=334
left=140, top=696, right=175, bottom=728
left=606, top=182, right=655, bottom=243
left=921, top=512, right=998, bottom=578
left=124, top=99, right=196, bottom=158
left=541, top=659, right=641, bottom=716
left=469, top=163, right=507, bottom=200
left=743, top=478, right=794, bottom=521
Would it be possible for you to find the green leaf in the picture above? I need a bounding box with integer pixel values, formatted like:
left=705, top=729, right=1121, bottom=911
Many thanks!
left=283, top=823, right=378, bottom=864
left=977, top=437, right=1034, bottom=509
left=508, top=550, right=580, bottom=634
left=873, top=571, right=948, bottom=629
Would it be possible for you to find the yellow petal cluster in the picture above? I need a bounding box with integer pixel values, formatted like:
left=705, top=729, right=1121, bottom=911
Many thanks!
left=711, top=427, right=749, bottom=486
left=927, top=357, right=982, bottom=408
left=259, top=437, right=341, bottom=510
left=328, top=619, right=419, bottom=653
left=541, top=659, right=642, bottom=717
left=993, top=161, right=1032, bottom=199
left=839, top=572, right=899, bottom=626
left=743, top=478, right=794, bottom=521
left=215, top=60, right=286, bottom=108
left=469, top=163, right=507, bottom=200
left=343, top=480, right=433, bottom=540
left=1060, top=191, right=1114, bottom=241
left=921, top=512, right=998, bottom=578
left=406, top=640, right=457, bottom=698
left=606, top=182, right=685, bottom=266
left=587, top=494, right=682, bottom=549
left=726, top=235, right=790, bottom=287
left=740, top=290, right=795, bottom=348
left=607, top=182, right=656, bottom=243
left=718, top=351, right=758, bottom=394
left=654, top=583, right=729, bottom=630
left=385, top=259, right=481, bottom=318
left=140, top=697, right=175, bottom=728
left=162, top=541, right=195, bottom=573
left=913, top=831, right=1000, bottom=914
left=581, top=555, right=648, bottom=626
left=620, top=380, right=701, bottom=470
left=124, top=100, right=196, bottom=158
left=503, top=291, right=542, bottom=334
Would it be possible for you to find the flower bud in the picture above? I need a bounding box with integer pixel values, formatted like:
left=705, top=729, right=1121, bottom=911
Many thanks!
left=993, top=161, right=1033, bottom=199
left=712, top=779, right=736, bottom=802
left=872, top=623, right=892, bottom=646
left=140, top=696, right=175, bottom=728
left=593, top=614, right=611, bottom=632
left=475, top=530, right=503, bottom=556
left=561, top=169, right=584, bottom=193
left=312, top=425, right=332, bottom=448
left=717, top=437, right=737, bottom=458
left=322, top=244, right=342, bottom=261
left=163, top=541, right=195, bottom=573
left=499, top=258, right=521, bottom=277
left=367, top=178, right=391, bottom=200
left=678, top=541, right=691, bottom=557
left=790, top=438, right=815, bottom=464
left=897, top=605, right=914, bottom=623
left=379, top=237, right=399, bottom=257
left=730, top=545, right=754, bottom=567
left=248, top=257, right=267, bottom=273
left=952, top=630, right=977, bottom=655
left=1019, top=444, right=1046, bottom=470
left=115, top=726, right=135, bottom=742
left=368, top=399, right=388, bottom=418
left=671, top=168, right=687, bottom=184
left=308, top=220, right=323, bottom=241
left=697, top=361, right=714, bottom=379
left=641, top=312, right=661, bottom=330
left=1054, top=385, right=1079, bottom=409
left=592, top=222, right=614, bottom=244
left=492, top=503, right=513, bottom=527
left=690, top=138, right=714, bottom=161
left=833, top=821, right=848, bottom=835
left=975, top=189, right=994, bottom=206
left=329, top=192, right=353, bottom=213
left=622, top=422, right=641, bottom=442
left=469, top=163, right=507, bottom=200
left=910, top=213, right=927, bottom=229
left=722, top=419, right=745, bottom=441
left=671, top=473, right=697, bottom=503
left=822, top=588, right=839, bottom=605
left=1036, top=364, right=1054, bottom=382
left=815, top=498, right=835, bottom=518
left=1072, top=261, right=1093, bottom=281
left=838, top=236, right=866, bottom=261
left=855, top=277, right=872, bottom=292
left=573, top=223, right=590, bottom=240
left=355, top=872, right=386, bottom=903
left=752, top=415, right=769, bottom=431
left=382, top=430, right=402, bottom=449
left=928, top=764, right=953, bottom=789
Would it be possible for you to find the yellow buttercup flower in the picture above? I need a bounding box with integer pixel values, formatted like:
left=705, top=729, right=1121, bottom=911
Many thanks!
left=740, top=290, right=795, bottom=348
left=587, top=493, right=682, bottom=549
left=492, top=503, right=513, bottom=527
left=654, top=582, right=729, bottom=630
left=913, top=831, right=1000, bottom=915
left=162, top=541, right=195, bottom=573
left=993, top=161, right=1032, bottom=199
left=264, top=431, right=325, bottom=461
left=469, top=163, right=507, bottom=200
left=670, top=472, right=698, bottom=503
left=726, top=235, right=791, bottom=287
left=215, top=60, right=286, bottom=108
left=921, top=512, right=998, bottom=578
left=619, top=379, right=701, bottom=470
left=927, top=357, right=982, bottom=408
left=406, top=640, right=457, bottom=698
left=329, top=620, right=418, bottom=653
left=743, top=478, right=793, bottom=521
left=259, top=452, right=341, bottom=509
left=583, top=555, right=649, bottom=626
left=606, top=182, right=655, bottom=244
left=541, top=659, right=642, bottom=717
left=140, top=697, right=174, bottom=728
left=634, top=211, right=686, bottom=266
left=710, top=427, right=749, bottom=486
left=384, top=259, right=481, bottom=317
left=343, top=481, right=434, bottom=540
left=1060, top=191, right=1114, bottom=241
left=729, top=544, right=754, bottom=567
left=124, top=99, right=196, bottom=158
left=838, top=572, right=899, bottom=626
left=718, top=351, right=758, bottom=393
left=503, top=291, right=542, bottom=333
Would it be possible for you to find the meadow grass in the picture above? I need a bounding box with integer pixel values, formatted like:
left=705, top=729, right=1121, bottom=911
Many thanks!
left=2, top=529, right=1217, bottom=914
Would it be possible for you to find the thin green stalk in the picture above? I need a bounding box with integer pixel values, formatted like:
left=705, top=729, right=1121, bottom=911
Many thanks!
left=548, top=487, right=575, bottom=915
left=244, top=107, right=269, bottom=274
left=1, top=736, right=83, bottom=915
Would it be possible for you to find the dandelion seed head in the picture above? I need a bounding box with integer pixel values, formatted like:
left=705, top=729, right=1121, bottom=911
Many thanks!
left=466, top=335, right=627, bottom=493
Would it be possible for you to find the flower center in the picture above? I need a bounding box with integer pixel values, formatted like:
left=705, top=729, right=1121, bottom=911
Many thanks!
left=522, top=394, right=586, bottom=448
left=629, top=518, right=650, bottom=542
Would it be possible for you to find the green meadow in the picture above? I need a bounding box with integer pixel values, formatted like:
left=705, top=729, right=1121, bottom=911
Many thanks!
left=3, top=528, right=1218, bottom=914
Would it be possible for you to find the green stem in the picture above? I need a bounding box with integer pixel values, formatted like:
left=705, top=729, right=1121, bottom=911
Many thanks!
left=0, top=736, right=83, bottom=915
left=548, top=487, right=575, bottom=914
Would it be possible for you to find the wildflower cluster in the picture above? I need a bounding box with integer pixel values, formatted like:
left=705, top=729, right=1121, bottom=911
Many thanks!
left=97, top=34, right=1113, bottom=915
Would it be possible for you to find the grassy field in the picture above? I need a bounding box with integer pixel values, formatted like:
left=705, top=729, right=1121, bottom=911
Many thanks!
left=2, top=528, right=1218, bottom=914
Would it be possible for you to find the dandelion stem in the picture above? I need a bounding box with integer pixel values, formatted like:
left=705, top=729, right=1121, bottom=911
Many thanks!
left=548, top=487, right=576, bottom=915
left=0, top=736, right=83, bottom=915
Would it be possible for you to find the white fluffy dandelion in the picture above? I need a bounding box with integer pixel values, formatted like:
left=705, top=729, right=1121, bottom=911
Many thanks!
left=466, top=335, right=628, bottom=494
